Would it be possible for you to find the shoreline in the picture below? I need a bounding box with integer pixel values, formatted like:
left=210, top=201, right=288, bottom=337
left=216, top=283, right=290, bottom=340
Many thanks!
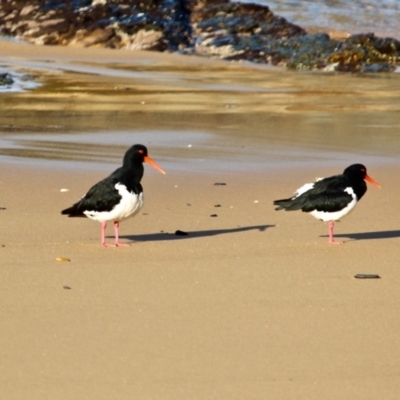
left=1, top=41, right=400, bottom=174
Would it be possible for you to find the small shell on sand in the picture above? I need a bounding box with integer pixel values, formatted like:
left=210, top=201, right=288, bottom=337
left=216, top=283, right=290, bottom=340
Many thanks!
left=56, top=257, right=71, bottom=262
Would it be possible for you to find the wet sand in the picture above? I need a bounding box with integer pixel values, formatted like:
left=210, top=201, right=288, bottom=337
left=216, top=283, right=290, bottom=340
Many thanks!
left=1, top=41, right=400, bottom=399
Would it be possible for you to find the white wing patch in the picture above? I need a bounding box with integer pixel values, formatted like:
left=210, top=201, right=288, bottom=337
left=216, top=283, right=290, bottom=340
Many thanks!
left=294, top=182, right=315, bottom=198
left=310, top=187, right=358, bottom=222
left=294, top=175, right=326, bottom=199
left=84, top=183, right=144, bottom=222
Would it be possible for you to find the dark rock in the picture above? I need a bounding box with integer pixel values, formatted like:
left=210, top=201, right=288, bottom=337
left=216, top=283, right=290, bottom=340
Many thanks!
left=175, top=230, right=188, bottom=236
left=326, top=33, right=400, bottom=72
left=193, top=1, right=305, bottom=59
left=354, top=274, right=381, bottom=279
left=0, top=73, right=14, bottom=86
left=0, top=0, right=399, bottom=73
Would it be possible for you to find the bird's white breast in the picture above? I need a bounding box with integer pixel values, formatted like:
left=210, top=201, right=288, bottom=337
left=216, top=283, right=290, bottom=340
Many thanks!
left=84, top=183, right=144, bottom=222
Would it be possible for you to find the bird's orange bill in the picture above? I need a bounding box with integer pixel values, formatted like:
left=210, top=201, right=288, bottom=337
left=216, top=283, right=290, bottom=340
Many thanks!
left=144, top=156, right=166, bottom=174
left=365, top=174, right=380, bottom=188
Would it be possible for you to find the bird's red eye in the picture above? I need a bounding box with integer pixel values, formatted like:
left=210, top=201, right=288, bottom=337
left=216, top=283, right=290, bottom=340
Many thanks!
left=138, top=149, right=144, bottom=154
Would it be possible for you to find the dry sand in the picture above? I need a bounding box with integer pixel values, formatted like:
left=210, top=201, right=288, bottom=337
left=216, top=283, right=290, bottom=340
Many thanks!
left=1, top=41, right=400, bottom=399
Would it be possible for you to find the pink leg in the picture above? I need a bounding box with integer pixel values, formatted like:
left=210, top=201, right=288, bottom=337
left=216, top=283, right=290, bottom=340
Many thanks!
left=113, top=221, right=129, bottom=247
left=101, top=221, right=118, bottom=247
left=100, top=221, right=107, bottom=247
left=328, top=221, right=342, bottom=245
left=100, top=221, right=110, bottom=247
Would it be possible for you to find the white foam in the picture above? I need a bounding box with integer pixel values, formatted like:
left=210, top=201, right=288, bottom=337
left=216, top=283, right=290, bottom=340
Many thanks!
left=0, top=68, right=41, bottom=93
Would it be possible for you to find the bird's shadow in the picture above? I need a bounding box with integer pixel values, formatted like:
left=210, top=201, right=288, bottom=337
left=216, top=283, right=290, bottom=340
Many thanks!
left=118, top=224, right=274, bottom=242
left=321, top=229, right=400, bottom=241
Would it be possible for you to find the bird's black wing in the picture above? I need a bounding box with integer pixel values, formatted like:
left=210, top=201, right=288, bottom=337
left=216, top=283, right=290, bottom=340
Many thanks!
left=61, top=177, right=122, bottom=217
left=292, top=176, right=353, bottom=213
left=300, top=191, right=354, bottom=213
left=274, top=175, right=352, bottom=212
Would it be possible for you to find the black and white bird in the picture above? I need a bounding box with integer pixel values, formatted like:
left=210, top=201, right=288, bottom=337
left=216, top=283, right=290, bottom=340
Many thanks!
left=273, top=164, right=380, bottom=244
left=61, top=144, right=165, bottom=247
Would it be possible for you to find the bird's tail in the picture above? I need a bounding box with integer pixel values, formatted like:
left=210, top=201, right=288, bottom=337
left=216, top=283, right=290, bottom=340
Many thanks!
left=61, top=206, right=86, bottom=218
left=273, top=198, right=300, bottom=211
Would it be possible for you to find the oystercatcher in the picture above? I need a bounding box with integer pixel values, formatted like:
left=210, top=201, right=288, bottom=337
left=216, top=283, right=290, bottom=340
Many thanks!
left=273, top=164, right=380, bottom=244
left=61, top=144, right=165, bottom=247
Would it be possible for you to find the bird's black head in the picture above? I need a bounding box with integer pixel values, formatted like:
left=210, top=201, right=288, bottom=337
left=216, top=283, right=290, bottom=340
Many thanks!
left=123, top=144, right=148, bottom=166
left=123, top=144, right=165, bottom=174
left=343, top=164, right=368, bottom=180
left=343, top=164, right=380, bottom=188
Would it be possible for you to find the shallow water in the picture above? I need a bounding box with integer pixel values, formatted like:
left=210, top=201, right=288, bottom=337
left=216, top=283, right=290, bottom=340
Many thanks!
left=1, top=52, right=400, bottom=173
left=1, top=119, right=399, bottom=174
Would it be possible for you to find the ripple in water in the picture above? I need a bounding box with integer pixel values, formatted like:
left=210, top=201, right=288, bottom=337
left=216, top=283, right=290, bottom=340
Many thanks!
left=238, top=0, right=400, bottom=39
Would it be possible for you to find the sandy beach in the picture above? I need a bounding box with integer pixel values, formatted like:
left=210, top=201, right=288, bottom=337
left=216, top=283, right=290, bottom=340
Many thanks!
left=1, top=40, right=400, bottom=399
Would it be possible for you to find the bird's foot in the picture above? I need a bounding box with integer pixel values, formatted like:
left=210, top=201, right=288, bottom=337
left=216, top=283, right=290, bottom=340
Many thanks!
left=329, top=239, right=343, bottom=245
left=115, top=242, right=130, bottom=247
left=102, top=242, right=116, bottom=247
left=101, top=242, right=130, bottom=247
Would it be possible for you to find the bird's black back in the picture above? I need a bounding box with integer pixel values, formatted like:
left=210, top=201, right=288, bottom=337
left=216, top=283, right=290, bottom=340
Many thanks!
left=274, top=165, right=368, bottom=213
